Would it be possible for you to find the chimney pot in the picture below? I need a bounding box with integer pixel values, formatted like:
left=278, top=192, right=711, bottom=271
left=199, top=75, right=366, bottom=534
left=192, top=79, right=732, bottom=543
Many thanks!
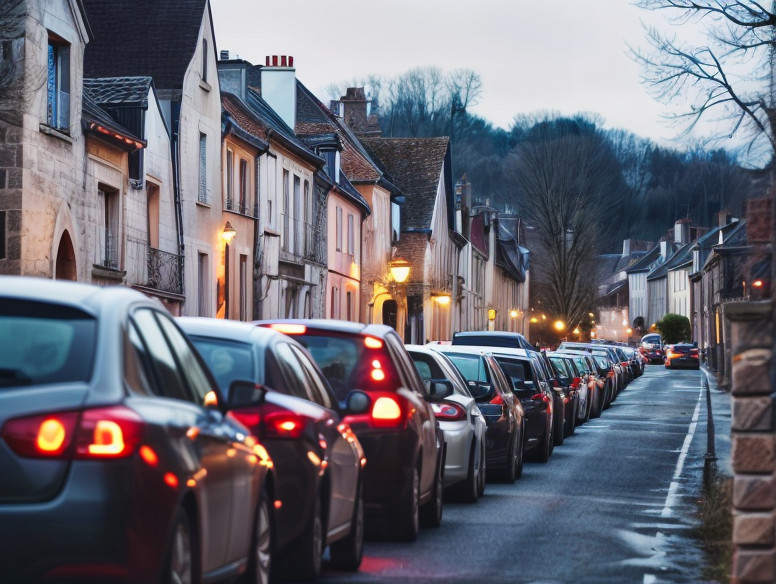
left=265, top=56, right=270, bottom=66
left=281, top=55, right=287, bottom=67
left=220, top=50, right=229, bottom=60
left=272, top=55, right=278, bottom=66
left=289, top=56, right=294, bottom=67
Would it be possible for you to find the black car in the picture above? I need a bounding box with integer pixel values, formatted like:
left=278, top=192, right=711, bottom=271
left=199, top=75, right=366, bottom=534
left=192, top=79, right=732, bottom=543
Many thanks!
left=431, top=346, right=526, bottom=482
left=257, top=320, right=449, bottom=542
left=664, top=343, right=700, bottom=369
left=0, top=277, right=273, bottom=584
left=451, top=330, right=536, bottom=351
left=179, top=317, right=369, bottom=579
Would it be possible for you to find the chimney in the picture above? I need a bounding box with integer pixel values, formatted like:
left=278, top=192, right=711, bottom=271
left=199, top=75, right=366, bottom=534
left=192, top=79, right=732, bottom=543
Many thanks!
left=674, top=218, right=690, bottom=244
left=716, top=210, right=732, bottom=227
left=220, top=50, right=230, bottom=61
left=260, top=55, right=297, bottom=130
left=340, top=87, right=381, bottom=136
left=622, top=239, right=631, bottom=257
left=659, top=239, right=668, bottom=259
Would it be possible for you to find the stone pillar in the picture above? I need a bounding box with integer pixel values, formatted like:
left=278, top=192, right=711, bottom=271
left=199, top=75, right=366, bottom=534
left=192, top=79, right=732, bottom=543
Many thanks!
left=727, top=301, right=775, bottom=584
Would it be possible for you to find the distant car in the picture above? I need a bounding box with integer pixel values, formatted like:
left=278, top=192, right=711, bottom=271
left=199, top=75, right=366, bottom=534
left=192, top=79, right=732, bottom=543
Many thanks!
left=256, top=320, right=449, bottom=542
left=430, top=345, right=526, bottom=483
left=0, top=277, right=274, bottom=584
left=664, top=343, right=700, bottom=369
left=406, top=345, right=488, bottom=502
left=451, top=331, right=536, bottom=351
left=640, top=333, right=664, bottom=364
left=178, top=317, right=368, bottom=579
left=547, top=352, right=590, bottom=430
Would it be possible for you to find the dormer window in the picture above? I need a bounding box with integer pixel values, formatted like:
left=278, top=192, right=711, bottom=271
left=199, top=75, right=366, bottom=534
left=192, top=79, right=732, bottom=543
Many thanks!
left=46, top=34, right=70, bottom=132
left=322, top=150, right=339, bottom=182
left=202, top=38, right=208, bottom=82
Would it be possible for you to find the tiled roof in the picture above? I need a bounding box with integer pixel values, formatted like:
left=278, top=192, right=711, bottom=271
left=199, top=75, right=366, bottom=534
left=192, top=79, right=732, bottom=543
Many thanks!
left=361, top=137, right=450, bottom=231
left=83, top=77, right=152, bottom=108
left=82, top=0, right=209, bottom=92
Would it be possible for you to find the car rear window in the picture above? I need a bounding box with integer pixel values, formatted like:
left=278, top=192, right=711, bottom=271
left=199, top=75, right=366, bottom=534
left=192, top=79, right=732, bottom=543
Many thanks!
left=294, top=332, right=400, bottom=400
left=189, top=336, right=255, bottom=395
left=0, top=299, right=96, bottom=388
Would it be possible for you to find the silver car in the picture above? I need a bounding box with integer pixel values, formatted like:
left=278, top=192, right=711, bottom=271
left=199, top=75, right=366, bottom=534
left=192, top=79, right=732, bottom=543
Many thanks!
left=406, top=345, right=487, bottom=502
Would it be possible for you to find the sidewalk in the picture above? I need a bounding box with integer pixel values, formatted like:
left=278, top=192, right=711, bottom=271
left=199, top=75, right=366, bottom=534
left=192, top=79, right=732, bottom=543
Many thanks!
left=701, top=364, right=732, bottom=478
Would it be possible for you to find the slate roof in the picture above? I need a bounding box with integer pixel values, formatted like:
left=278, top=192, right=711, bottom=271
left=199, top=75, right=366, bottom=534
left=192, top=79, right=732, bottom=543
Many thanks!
left=83, top=77, right=152, bottom=108
left=82, top=0, right=209, bottom=92
left=81, top=93, right=145, bottom=149
left=648, top=242, right=691, bottom=280
left=360, top=137, right=450, bottom=232
left=495, top=221, right=528, bottom=282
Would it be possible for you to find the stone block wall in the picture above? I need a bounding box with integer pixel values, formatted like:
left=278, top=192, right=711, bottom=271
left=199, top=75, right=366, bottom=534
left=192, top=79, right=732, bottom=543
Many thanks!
left=727, top=301, right=775, bottom=584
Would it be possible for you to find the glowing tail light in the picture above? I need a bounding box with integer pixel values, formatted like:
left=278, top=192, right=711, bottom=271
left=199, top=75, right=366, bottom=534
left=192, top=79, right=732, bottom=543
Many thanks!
left=531, top=393, right=550, bottom=404
left=488, top=393, right=504, bottom=405
left=269, top=323, right=307, bottom=334
left=75, top=407, right=143, bottom=458
left=371, top=395, right=404, bottom=428
left=571, top=377, right=581, bottom=389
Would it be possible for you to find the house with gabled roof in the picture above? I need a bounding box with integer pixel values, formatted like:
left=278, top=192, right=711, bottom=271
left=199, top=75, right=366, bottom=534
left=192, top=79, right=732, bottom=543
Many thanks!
left=627, top=239, right=678, bottom=331
left=217, top=54, right=326, bottom=320
left=361, top=137, right=460, bottom=343
left=82, top=76, right=181, bottom=310
left=83, top=0, right=223, bottom=317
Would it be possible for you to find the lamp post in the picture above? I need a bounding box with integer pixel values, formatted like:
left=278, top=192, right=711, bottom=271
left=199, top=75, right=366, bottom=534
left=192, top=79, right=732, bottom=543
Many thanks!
left=222, top=221, right=236, bottom=319
left=389, top=258, right=410, bottom=341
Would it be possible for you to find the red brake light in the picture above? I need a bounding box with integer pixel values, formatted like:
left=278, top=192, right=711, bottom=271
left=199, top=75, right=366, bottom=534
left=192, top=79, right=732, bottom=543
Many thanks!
left=264, top=411, right=306, bottom=439
left=531, top=393, right=550, bottom=404
left=75, top=406, right=143, bottom=458
left=489, top=393, right=504, bottom=405
left=2, top=412, right=78, bottom=458
left=551, top=379, right=560, bottom=388
left=364, top=336, right=383, bottom=349
left=269, top=323, right=307, bottom=335
left=431, top=401, right=466, bottom=421
left=571, top=377, right=581, bottom=389
left=370, top=395, right=404, bottom=428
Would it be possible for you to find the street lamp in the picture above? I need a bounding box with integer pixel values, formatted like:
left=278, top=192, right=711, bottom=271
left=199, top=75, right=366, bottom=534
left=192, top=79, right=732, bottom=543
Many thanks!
left=222, top=222, right=236, bottom=319
left=388, top=258, right=410, bottom=341
left=389, top=258, right=410, bottom=284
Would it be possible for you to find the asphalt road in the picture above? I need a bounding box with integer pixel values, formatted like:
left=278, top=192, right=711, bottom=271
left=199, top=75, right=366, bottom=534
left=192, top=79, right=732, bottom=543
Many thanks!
left=314, top=364, right=731, bottom=584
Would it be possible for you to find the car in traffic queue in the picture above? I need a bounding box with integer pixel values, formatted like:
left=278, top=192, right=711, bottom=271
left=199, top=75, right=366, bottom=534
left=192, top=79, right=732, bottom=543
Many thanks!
left=0, top=277, right=274, bottom=584
left=429, top=345, right=526, bottom=482
left=640, top=333, right=665, bottom=364
left=547, top=352, right=590, bottom=429
left=256, top=320, right=449, bottom=542
left=557, top=342, right=626, bottom=404
left=664, top=343, right=701, bottom=369
left=178, top=317, right=369, bottom=579
left=451, top=330, right=536, bottom=351
left=406, top=345, right=488, bottom=502
left=488, top=350, right=555, bottom=463
left=620, top=345, right=645, bottom=378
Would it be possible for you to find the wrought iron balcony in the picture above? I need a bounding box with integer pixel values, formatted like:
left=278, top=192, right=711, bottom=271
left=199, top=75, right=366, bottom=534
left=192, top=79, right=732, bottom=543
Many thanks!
left=127, top=236, right=183, bottom=296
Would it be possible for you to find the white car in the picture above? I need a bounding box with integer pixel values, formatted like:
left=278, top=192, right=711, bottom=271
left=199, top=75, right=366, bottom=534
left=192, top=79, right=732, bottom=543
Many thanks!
left=406, top=345, right=488, bottom=502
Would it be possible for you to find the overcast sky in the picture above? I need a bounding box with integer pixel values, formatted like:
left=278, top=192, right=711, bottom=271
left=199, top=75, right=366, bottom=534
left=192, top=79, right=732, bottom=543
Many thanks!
left=210, top=0, right=713, bottom=149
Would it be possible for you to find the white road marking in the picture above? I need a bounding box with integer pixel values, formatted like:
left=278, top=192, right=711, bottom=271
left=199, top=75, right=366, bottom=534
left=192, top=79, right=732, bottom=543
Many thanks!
left=660, top=386, right=703, bottom=518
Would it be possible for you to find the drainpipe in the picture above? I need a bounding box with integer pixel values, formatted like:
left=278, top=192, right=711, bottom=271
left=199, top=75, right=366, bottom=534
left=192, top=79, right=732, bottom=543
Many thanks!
left=170, top=100, right=185, bottom=297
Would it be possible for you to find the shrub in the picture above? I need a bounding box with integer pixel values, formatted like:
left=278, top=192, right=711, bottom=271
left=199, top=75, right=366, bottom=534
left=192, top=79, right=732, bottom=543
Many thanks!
left=656, top=313, right=691, bottom=344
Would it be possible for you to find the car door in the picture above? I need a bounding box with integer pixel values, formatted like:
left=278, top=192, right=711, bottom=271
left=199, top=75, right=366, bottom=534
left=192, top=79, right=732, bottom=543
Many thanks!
left=288, top=343, right=359, bottom=533
left=128, top=309, right=242, bottom=572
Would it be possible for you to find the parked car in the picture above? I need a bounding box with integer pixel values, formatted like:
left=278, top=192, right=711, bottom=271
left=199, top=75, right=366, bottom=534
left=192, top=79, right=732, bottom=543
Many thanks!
left=451, top=330, right=536, bottom=351
left=557, top=342, right=625, bottom=404
left=620, top=345, right=645, bottom=378
left=640, top=333, right=665, bottom=364
left=178, top=318, right=368, bottom=579
left=429, top=345, right=526, bottom=482
left=257, top=320, right=448, bottom=542
left=0, top=277, right=273, bottom=584
left=664, top=343, right=700, bottom=369
left=547, top=352, right=590, bottom=430
left=406, top=345, right=488, bottom=502
left=489, top=350, right=555, bottom=463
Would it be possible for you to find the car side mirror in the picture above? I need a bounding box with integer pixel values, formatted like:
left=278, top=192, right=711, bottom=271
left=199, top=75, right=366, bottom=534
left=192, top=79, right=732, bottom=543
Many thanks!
left=344, top=390, right=370, bottom=414
left=226, top=380, right=266, bottom=409
left=426, top=378, right=454, bottom=402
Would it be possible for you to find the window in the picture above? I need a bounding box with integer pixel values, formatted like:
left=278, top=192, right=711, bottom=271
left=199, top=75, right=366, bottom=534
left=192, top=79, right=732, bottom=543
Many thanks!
left=322, top=150, right=337, bottom=181
left=156, top=312, right=213, bottom=403
left=330, top=287, right=336, bottom=319
left=304, top=180, right=310, bottom=253
left=239, top=254, right=247, bottom=321
left=46, top=35, right=70, bottom=131
left=289, top=344, right=334, bottom=409
left=266, top=155, right=276, bottom=226
left=97, top=186, right=119, bottom=269
left=293, top=175, right=301, bottom=254
left=282, top=169, right=290, bottom=251
left=226, top=149, right=234, bottom=210
left=254, top=158, right=261, bottom=219
left=336, top=206, right=342, bottom=252
left=347, top=213, right=355, bottom=255
left=198, top=133, right=207, bottom=203
left=346, top=291, right=352, bottom=321
left=147, top=182, right=159, bottom=249
left=197, top=253, right=209, bottom=316
left=202, top=38, right=208, bottom=83
left=239, top=159, right=248, bottom=214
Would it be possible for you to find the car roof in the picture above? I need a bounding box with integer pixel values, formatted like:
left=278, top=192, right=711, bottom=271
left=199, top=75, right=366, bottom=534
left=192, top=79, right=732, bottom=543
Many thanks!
left=430, top=345, right=491, bottom=357
left=480, top=346, right=531, bottom=358
left=178, top=317, right=281, bottom=344
left=253, top=318, right=396, bottom=338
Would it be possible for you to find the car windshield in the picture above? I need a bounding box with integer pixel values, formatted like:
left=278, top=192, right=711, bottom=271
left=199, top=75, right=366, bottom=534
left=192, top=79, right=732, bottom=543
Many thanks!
left=189, top=336, right=255, bottom=394
left=0, top=299, right=96, bottom=388
left=443, top=353, right=489, bottom=383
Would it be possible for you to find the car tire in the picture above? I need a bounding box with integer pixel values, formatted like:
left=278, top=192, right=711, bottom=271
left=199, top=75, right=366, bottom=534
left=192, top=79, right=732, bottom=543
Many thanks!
left=476, top=444, right=486, bottom=498
left=329, top=482, right=364, bottom=571
left=391, top=464, right=420, bottom=541
left=241, top=490, right=272, bottom=584
left=553, top=407, right=565, bottom=446
left=280, top=491, right=323, bottom=581
left=420, top=452, right=444, bottom=527
left=564, top=400, right=576, bottom=437
left=515, top=423, right=525, bottom=480
left=449, top=441, right=479, bottom=503
left=166, top=508, right=194, bottom=584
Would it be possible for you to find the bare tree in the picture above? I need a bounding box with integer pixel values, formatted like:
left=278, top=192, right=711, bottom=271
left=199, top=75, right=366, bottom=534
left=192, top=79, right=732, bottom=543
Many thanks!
left=634, top=0, right=776, bottom=162
left=506, top=116, right=627, bottom=328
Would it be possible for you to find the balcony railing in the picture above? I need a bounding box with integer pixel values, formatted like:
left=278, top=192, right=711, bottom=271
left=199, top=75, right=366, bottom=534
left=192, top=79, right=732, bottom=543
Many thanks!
left=100, top=228, right=119, bottom=270
left=127, top=236, right=183, bottom=296
left=280, top=214, right=325, bottom=264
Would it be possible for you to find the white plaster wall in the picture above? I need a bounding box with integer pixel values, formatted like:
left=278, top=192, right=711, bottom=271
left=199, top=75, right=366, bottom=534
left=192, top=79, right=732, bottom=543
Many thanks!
left=629, top=273, right=648, bottom=324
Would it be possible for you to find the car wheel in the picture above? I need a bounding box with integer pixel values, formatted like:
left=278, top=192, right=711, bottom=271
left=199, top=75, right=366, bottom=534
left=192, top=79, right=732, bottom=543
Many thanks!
left=391, top=464, right=420, bottom=541
left=420, top=452, right=444, bottom=527
left=449, top=441, right=479, bottom=503
left=166, top=508, right=194, bottom=584
left=553, top=407, right=565, bottom=446
left=329, top=482, right=364, bottom=571
left=241, top=491, right=272, bottom=584
left=476, top=444, right=486, bottom=498
left=515, top=423, right=525, bottom=480
left=281, top=491, right=323, bottom=580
